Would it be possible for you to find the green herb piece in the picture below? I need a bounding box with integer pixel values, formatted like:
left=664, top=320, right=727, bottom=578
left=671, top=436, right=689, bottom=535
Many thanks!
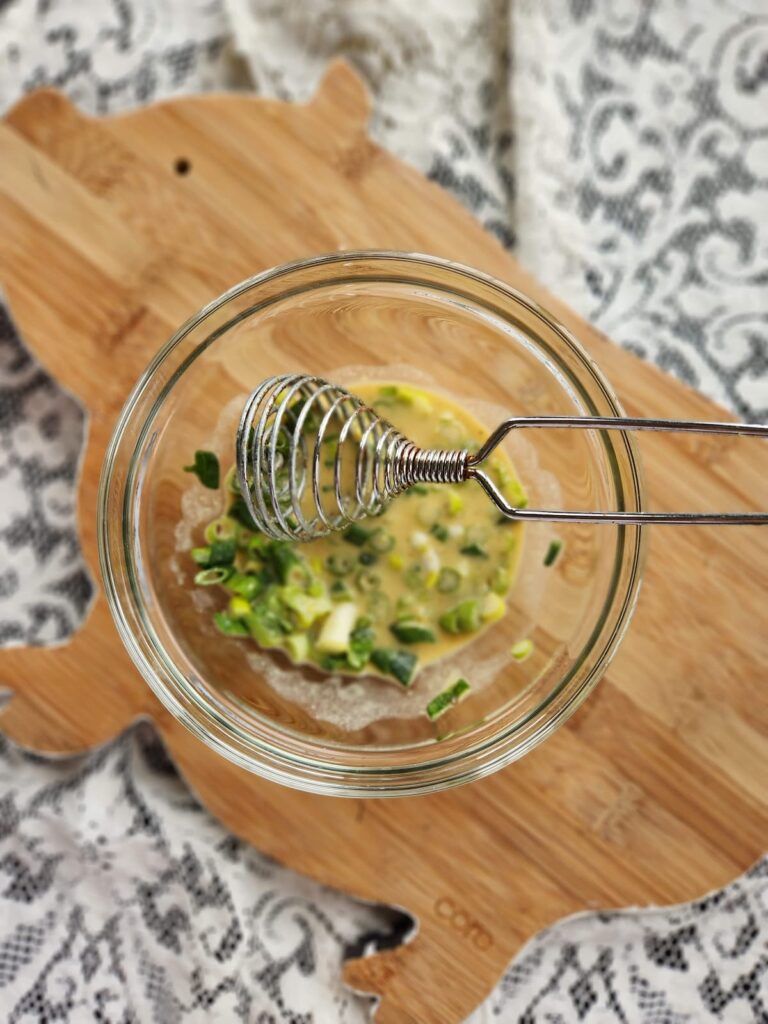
left=213, top=611, right=248, bottom=636
left=369, top=528, right=395, bottom=554
left=358, top=550, right=378, bottom=567
left=389, top=621, right=436, bottom=644
left=436, top=567, right=461, bottom=593
left=326, top=553, right=355, bottom=576
left=194, top=567, right=231, bottom=586
left=343, top=523, right=373, bottom=547
left=184, top=450, right=220, bottom=489
left=544, top=539, right=563, bottom=567
left=511, top=638, right=534, bottom=661
left=405, top=484, right=429, bottom=496
left=460, top=543, right=488, bottom=558
left=224, top=572, right=261, bottom=600
left=430, top=523, right=449, bottom=543
left=370, top=647, right=418, bottom=687
left=426, top=678, right=471, bottom=721
left=348, top=621, right=376, bottom=670
left=439, top=598, right=481, bottom=635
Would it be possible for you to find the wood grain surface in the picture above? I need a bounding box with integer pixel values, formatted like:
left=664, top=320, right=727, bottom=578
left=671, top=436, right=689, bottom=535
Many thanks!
left=0, top=62, right=765, bottom=1023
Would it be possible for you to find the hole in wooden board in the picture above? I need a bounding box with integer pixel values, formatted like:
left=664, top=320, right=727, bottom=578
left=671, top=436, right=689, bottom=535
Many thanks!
left=174, top=157, right=191, bottom=176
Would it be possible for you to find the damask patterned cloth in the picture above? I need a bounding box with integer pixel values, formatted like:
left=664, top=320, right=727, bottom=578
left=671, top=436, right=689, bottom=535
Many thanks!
left=0, top=1, right=766, bottom=1021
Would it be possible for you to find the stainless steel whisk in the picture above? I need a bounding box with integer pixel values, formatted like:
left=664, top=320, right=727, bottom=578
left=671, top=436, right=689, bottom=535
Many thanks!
left=237, top=374, right=768, bottom=541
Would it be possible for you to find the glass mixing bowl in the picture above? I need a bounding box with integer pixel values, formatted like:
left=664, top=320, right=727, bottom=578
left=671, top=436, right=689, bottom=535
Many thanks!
left=99, top=252, right=646, bottom=796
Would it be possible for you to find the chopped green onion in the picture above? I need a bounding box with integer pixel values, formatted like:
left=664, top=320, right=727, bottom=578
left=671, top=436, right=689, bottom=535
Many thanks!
left=224, top=466, right=241, bottom=494
left=316, top=601, right=358, bottom=653
left=348, top=621, right=376, bottom=670
left=389, top=621, right=436, bottom=644
left=343, top=523, right=373, bottom=547
left=204, top=516, right=237, bottom=544
left=460, top=543, right=488, bottom=558
left=370, top=647, right=417, bottom=687
left=194, top=567, right=231, bottom=586
left=358, top=550, right=378, bottom=567
left=426, top=678, right=471, bottom=720
left=228, top=495, right=259, bottom=530
left=446, top=490, right=464, bottom=516
left=320, top=653, right=350, bottom=673
left=355, top=569, right=381, bottom=593
left=213, top=611, right=248, bottom=636
left=439, top=598, right=481, bottom=635
left=224, top=572, right=261, bottom=600
left=436, top=567, right=461, bottom=593
left=481, top=593, right=506, bottom=622
left=511, top=638, right=534, bottom=661
left=330, top=579, right=353, bottom=602
left=430, top=523, right=449, bottom=543
left=244, top=602, right=289, bottom=647
left=285, top=633, right=310, bottom=664
left=405, top=484, right=429, bottom=496
left=191, top=546, right=211, bottom=566
left=544, top=539, right=563, bottom=567
left=325, top=553, right=355, bottom=576
left=365, top=591, right=391, bottom=622
left=204, top=539, right=236, bottom=567
left=404, top=564, right=425, bottom=589
left=228, top=595, right=252, bottom=619
left=369, top=528, right=395, bottom=553
left=490, top=567, right=510, bottom=595
left=280, top=587, right=332, bottom=629
left=184, top=450, right=220, bottom=489
left=271, top=543, right=309, bottom=586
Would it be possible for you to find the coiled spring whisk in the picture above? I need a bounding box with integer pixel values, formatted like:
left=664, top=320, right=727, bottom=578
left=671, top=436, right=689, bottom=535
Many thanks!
left=237, top=374, right=768, bottom=542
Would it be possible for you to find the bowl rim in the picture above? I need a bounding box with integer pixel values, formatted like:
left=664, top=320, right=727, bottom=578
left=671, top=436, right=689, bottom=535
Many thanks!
left=98, top=250, right=646, bottom=797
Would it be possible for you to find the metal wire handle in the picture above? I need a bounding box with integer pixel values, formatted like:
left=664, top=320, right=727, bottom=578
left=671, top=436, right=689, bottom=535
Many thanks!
left=237, top=375, right=768, bottom=541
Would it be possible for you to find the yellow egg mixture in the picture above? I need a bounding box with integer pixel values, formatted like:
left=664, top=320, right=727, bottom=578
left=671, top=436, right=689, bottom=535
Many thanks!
left=185, top=381, right=526, bottom=714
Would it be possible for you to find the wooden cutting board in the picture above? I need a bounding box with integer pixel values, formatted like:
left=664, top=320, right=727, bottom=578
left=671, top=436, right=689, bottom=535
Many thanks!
left=0, top=62, right=766, bottom=1023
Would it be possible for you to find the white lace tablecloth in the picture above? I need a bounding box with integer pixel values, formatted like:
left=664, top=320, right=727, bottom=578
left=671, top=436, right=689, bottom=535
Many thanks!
left=0, top=1, right=766, bottom=1020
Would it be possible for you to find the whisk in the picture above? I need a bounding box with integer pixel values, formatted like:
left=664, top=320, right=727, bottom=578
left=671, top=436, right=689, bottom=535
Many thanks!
left=236, top=374, right=768, bottom=542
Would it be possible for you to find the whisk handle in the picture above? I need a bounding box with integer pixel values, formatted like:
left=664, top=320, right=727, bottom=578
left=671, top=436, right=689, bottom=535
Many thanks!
left=467, top=415, right=768, bottom=525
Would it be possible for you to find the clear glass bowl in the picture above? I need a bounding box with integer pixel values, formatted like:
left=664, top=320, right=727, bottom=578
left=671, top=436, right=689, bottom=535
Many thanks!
left=99, top=252, right=646, bottom=796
